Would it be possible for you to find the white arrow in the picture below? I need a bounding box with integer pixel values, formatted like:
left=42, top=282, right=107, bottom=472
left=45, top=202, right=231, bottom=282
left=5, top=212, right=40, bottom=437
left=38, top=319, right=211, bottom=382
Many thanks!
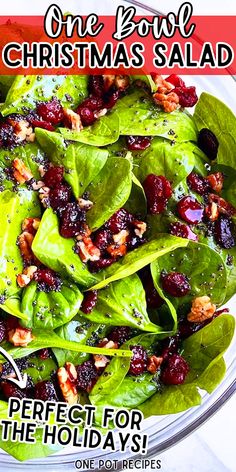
left=0, top=346, right=28, bottom=389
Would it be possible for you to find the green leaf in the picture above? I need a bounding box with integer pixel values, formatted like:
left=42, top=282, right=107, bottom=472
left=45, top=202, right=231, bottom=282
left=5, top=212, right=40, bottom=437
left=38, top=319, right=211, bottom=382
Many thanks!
left=124, top=173, right=147, bottom=218
left=53, top=316, right=108, bottom=367
left=32, top=209, right=99, bottom=287
left=1, top=75, right=88, bottom=116
left=24, top=356, right=58, bottom=384
left=82, top=275, right=162, bottom=332
left=91, top=235, right=189, bottom=290
left=20, top=280, right=83, bottom=330
left=35, top=129, right=108, bottom=198
left=194, top=92, right=236, bottom=169
left=0, top=75, right=15, bottom=99
left=0, top=329, right=132, bottom=361
left=86, top=157, right=132, bottom=230
left=151, top=241, right=228, bottom=309
left=133, top=138, right=196, bottom=188
left=0, top=189, right=40, bottom=298
left=111, top=90, right=198, bottom=141
left=0, top=298, right=28, bottom=321
left=131, top=75, right=157, bottom=92
left=59, top=112, right=120, bottom=146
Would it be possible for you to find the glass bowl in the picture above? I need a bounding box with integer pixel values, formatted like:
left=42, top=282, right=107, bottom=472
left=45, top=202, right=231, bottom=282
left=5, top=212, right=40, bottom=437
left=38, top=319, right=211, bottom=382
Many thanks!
left=0, top=1, right=235, bottom=469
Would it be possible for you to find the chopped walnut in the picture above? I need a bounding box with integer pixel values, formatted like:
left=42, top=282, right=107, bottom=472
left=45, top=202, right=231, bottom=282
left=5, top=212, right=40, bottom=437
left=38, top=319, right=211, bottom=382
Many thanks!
left=98, top=338, right=119, bottom=349
left=113, top=230, right=129, bottom=245
left=76, top=224, right=91, bottom=241
left=152, top=75, right=174, bottom=93
left=187, top=296, right=216, bottom=323
left=107, top=243, right=127, bottom=258
left=63, top=108, right=83, bottom=132
left=114, top=75, right=130, bottom=90
left=206, top=172, right=224, bottom=193
left=38, top=186, right=50, bottom=208
left=94, top=108, right=108, bottom=119
left=22, top=217, right=41, bottom=233
left=205, top=202, right=219, bottom=222
left=12, top=158, right=33, bottom=184
left=153, top=91, right=179, bottom=113
left=57, top=362, right=78, bottom=405
left=133, top=220, right=147, bottom=238
left=14, top=120, right=35, bottom=143
left=17, top=265, right=37, bottom=287
left=93, top=354, right=109, bottom=370
left=8, top=327, right=34, bottom=347
left=38, top=165, right=46, bottom=178
left=78, top=197, right=93, bottom=210
left=17, top=231, right=34, bottom=264
left=77, top=237, right=101, bottom=263
left=31, top=180, right=45, bottom=191
left=209, top=194, right=236, bottom=216
left=103, top=75, right=116, bottom=91
left=147, top=355, right=163, bottom=374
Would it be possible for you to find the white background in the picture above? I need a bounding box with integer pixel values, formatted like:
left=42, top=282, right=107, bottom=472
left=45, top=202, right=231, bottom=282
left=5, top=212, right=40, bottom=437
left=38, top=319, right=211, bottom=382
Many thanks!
left=1, top=1, right=236, bottom=471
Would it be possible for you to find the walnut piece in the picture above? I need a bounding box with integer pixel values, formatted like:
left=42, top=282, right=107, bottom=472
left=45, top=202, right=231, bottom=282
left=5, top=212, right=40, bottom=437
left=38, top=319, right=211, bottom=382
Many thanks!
left=12, top=158, right=33, bottom=184
left=187, top=296, right=216, bottom=323
left=17, top=231, right=34, bottom=264
left=78, top=197, right=93, bottom=210
left=8, top=327, right=34, bottom=347
left=113, top=229, right=129, bottom=245
left=14, top=120, right=35, bottom=143
left=63, top=108, right=83, bottom=132
left=153, top=91, right=179, bottom=113
left=22, top=217, right=41, bottom=233
left=93, top=354, right=109, bottom=370
left=57, top=362, right=78, bottom=405
left=98, top=338, right=118, bottom=349
left=107, top=243, right=127, bottom=258
left=147, top=355, right=163, bottom=374
left=17, top=265, right=37, bottom=288
left=77, top=237, right=101, bottom=263
left=133, top=220, right=147, bottom=238
left=38, top=186, right=50, bottom=208
left=205, top=202, right=219, bottom=222
left=152, top=75, right=174, bottom=93
left=207, top=172, right=224, bottom=193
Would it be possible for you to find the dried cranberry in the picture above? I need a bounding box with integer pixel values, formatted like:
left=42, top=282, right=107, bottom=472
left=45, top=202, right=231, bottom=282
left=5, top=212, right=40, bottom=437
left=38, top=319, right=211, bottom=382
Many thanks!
left=161, top=272, right=191, bottom=297
left=108, top=326, right=132, bottom=346
left=169, top=221, right=198, bottom=241
left=105, top=208, right=133, bottom=233
left=174, top=86, right=198, bottom=107
left=161, top=335, right=180, bottom=360
left=126, top=136, right=151, bottom=151
left=79, top=107, right=96, bottom=126
left=77, top=96, right=103, bottom=112
left=93, top=229, right=113, bottom=251
left=81, top=290, right=98, bottom=314
left=214, top=215, right=235, bottom=249
left=49, top=184, right=71, bottom=211
left=177, top=196, right=204, bottom=224
left=60, top=202, right=86, bottom=238
left=129, top=345, right=148, bottom=376
left=1, top=381, right=27, bottom=400
left=166, top=74, right=185, bottom=87
left=38, top=348, right=50, bottom=359
left=161, top=354, right=189, bottom=385
left=76, top=360, right=98, bottom=392
left=43, top=166, right=64, bottom=188
left=104, top=90, right=120, bottom=109
left=143, top=174, right=172, bottom=215
left=88, top=75, right=104, bottom=97
left=0, top=320, right=7, bottom=342
left=88, top=258, right=115, bottom=273
left=187, top=172, right=210, bottom=195
left=198, top=128, right=219, bottom=160
left=30, top=119, right=55, bottom=132
left=178, top=319, right=202, bottom=339
left=0, top=122, right=18, bottom=149
left=35, top=380, right=59, bottom=401
left=36, top=98, right=63, bottom=125
left=34, top=268, right=61, bottom=292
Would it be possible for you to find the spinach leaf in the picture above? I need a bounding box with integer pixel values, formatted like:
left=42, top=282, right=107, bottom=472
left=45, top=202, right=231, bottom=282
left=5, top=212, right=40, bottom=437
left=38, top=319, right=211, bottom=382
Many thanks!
left=35, top=129, right=108, bottom=198
left=133, top=138, right=196, bottom=188
left=0, top=426, right=62, bottom=461
left=0, top=298, right=28, bottom=322
left=194, top=92, right=236, bottom=169
left=20, top=280, right=83, bottom=330
left=1, top=75, right=88, bottom=116
left=151, top=241, right=227, bottom=309
left=32, top=209, right=99, bottom=287
left=24, top=356, right=58, bottom=384
left=111, top=90, right=198, bottom=142
left=139, top=314, right=234, bottom=416
left=53, top=316, right=108, bottom=367
left=91, top=235, right=189, bottom=290
left=0, top=75, right=15, bottom=99
left=59, top=112, right=120, bottom=146
left=82, top=275, right=162, bottom=332
left=0, top=329, right=132, bottom=361
left=0, top=189, right=41, bottom=299
left=86, top=157, right=132, bottom=230
left=124, top=173, right=147, bottom=218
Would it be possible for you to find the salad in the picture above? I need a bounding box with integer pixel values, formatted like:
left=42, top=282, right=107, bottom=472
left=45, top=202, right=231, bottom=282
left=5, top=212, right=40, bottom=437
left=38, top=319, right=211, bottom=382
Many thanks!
left=0, top=73, right=235, bottom=461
